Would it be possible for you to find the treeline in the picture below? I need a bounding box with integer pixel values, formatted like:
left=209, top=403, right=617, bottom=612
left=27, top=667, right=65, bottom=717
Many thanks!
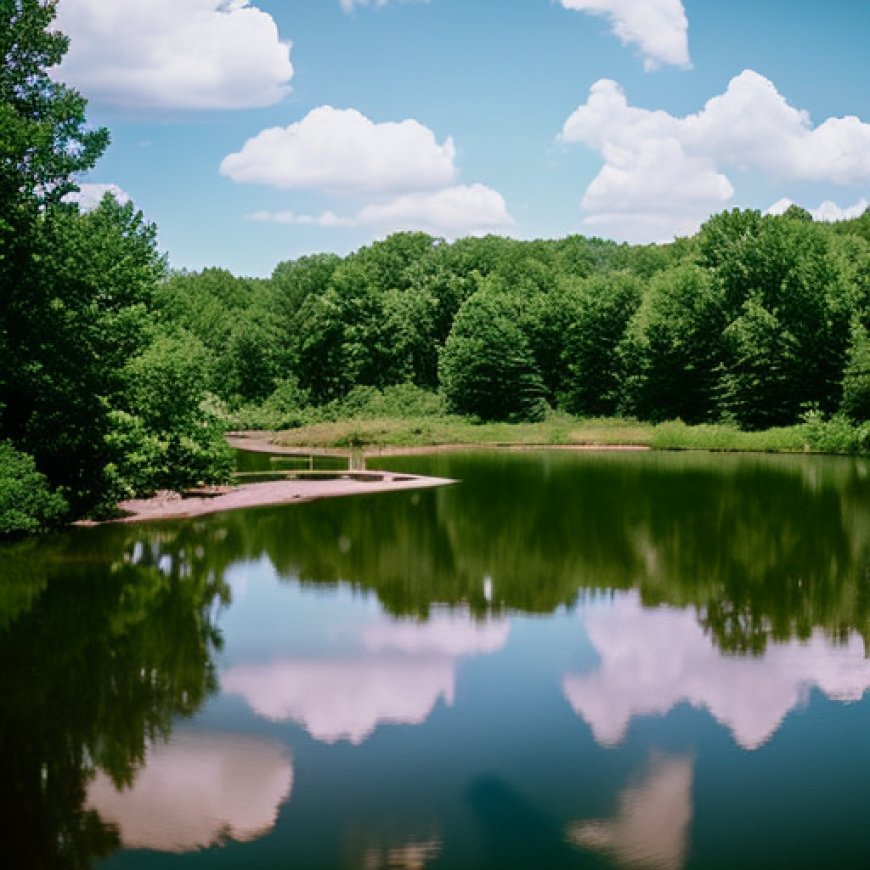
left=0, top=2, right=230, bottom=534
left=3, top=2, right=870, bottom=537
left=159, top=206, right=870, bottom=434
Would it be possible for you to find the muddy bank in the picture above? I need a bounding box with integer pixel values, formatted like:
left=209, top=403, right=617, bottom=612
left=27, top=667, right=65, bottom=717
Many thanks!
left=83, top=471, right=455, bottom=525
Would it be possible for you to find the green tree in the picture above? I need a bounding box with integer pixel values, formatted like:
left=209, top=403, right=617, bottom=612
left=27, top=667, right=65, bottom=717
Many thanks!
left=108, top=331, right=232, bottom=497
left=2, top=196, right=165, bottom=512
left=699, top=210, right=850, bottom=427
left=841, top=322, right=870, bottom=421
left=562, top=274, right=642, bottom=416
left=622, top=265, right=725, bottom=422
left=439, top=289, right=546, bottom=421
left=0, top=440, right=66, bottom=535
left=0, top=0, right=109, bottom=416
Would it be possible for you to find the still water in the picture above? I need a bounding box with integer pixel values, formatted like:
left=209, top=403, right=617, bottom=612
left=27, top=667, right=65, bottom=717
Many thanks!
left=3, top=450, right=870, bottom=868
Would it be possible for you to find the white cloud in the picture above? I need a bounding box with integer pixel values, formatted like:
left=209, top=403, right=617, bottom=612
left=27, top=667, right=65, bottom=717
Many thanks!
left=249, top=184, right=515, bottom=238
left=248, top=209, right=355, bottom=228
left=221, top=106, right=457, bottom=195
left=560, top=0, right=690, bottom=70
left=355, top=185, right=514, bottom=235
left=341, top=0, right=427, bottom=10
left=561, top=70, right=870, bottom=242
left=86, top=732, right=292, bottom=852
left=567, top=753, right=693, bottom=870
left=55, top=0, right=293, bottom=110
left=768, top=197, right=869, bottom=222
left=563, top=593, right=870, bottom=750
left=227, top=106, right=514, bottom=239
left=63, top=183, right=131, bottom=211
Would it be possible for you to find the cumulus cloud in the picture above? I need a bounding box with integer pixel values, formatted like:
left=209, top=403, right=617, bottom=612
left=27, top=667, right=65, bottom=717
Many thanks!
left=86, top=732, right=292, bottom=852
left=55, top=0, right=293, bottom=109
left=767, top=197, right=870, bottom=222
left=63, top=183, right=131, bottom=211
left=563, top=593, right=870, bottom=750
left=249, top=184, right=515, bottom=238
left=560, top=0, right=690, bottom=70
left=229, top=106, right=514, bottom=237
left=561, top=70, right=870, bottom=242
left=221, top=106, right=457, bottom=195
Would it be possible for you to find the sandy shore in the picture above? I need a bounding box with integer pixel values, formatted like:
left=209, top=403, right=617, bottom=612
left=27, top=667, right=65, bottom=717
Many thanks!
left=108, top=471, right=456, bottom=524
left=97, top=431, right=646, bottom=525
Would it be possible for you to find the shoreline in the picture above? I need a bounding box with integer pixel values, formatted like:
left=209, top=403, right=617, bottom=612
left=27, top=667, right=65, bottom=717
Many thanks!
left=225, top=431, right=651, bottom=458
left=96, top=434, right=648, bottom=526
left=83, top=471, right=456, bottom=525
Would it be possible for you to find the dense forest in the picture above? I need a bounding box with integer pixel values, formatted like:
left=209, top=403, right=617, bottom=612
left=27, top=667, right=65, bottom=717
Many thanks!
left=2, top=1, right=870, bottom=535
left=163, top=208, right=870, bottom=434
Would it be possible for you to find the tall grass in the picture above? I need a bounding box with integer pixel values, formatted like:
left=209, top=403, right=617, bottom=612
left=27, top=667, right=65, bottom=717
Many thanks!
left=230, top=384, right=869, bottom=456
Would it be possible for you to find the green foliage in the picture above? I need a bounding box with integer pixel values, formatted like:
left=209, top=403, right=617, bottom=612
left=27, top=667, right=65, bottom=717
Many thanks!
left=327, top=383, right=446, bottom=420
left=562, top=274, right=642, bottom=416
left=622, top=265, right=725, bottom=422
left=701, top=210, right=851, bottom=427
left=110, top=332, right=232, bottom=496
left=650, top=420, right=806, bottom=453
left=0, top=196, right=166, bottom=512
left=0, top=0, right=108, bottom=213
left=228, top=376, right=312, bottom=431
left=800, top=409, right=870, bottom=454
left=841, top=322, right=870, bottom=421
left=0, top=441, right=67, bottom=535
left=440, top=290, right=546, bottom=422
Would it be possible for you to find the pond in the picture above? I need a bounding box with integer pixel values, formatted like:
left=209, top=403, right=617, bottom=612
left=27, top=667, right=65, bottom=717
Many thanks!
left=3, top=449, right=870, bottom=869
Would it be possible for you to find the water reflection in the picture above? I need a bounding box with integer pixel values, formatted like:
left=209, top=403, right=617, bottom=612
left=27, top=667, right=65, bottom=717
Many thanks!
left=567, top=752, right=694, bottom=870
left=564, top=592, right=870, bottom=748
left=223, top=609, right=509, bottom=743
left=2, top=450, right=870, bottom=868
left=85, top=732, right=292, bottom=852
left=0, top=528, right=228, bottom=868
left=360, top=835, right=442, bottom=870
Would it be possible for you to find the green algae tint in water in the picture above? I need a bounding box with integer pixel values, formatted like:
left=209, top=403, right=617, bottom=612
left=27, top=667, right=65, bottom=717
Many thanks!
left=2, top=450, right=870, bottom=869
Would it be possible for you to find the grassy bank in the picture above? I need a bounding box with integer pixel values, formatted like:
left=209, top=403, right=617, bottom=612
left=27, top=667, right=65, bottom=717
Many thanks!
left=261, top=412, right=869, bottom=456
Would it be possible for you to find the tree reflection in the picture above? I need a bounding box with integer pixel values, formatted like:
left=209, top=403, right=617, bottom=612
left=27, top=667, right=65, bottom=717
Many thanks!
left=1, top=450, right=869, bottom=865
left=197, top=451, right=870, bottom=653
left=0, top=525, right=229, bottom=868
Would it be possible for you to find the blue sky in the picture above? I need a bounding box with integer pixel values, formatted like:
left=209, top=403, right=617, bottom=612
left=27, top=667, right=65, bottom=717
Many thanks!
left=55, top=0, right=870, bottom=276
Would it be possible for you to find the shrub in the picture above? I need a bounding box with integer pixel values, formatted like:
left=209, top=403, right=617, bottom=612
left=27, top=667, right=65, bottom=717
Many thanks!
left=0, top=442, right=67, bottom=536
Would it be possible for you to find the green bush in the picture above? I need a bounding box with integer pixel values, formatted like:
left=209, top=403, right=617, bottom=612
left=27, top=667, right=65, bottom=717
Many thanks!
left=326, top=384, right=446, bottom=420
left=800, top=410, right=870, bottom=454
left=0, top=442, right=67, bottom=536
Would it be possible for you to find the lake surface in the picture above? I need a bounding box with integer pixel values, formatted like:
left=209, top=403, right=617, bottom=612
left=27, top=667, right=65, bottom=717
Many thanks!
left=3, top=449, right=870, bottom=869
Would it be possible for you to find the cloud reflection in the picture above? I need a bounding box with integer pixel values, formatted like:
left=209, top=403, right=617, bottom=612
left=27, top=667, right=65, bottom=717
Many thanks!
left=564, top=593, right=870, bottom=748
left=223, top=658, right=455, bottom=744
left=567, top=753, right=693, bottom=870
left=86, top=732, right=292, bottom=852
left=223, top=610, right=509, bottom=744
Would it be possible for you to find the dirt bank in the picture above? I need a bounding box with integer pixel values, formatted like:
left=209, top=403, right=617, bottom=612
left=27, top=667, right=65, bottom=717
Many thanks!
left=92, top=471, right=455, bottom=525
